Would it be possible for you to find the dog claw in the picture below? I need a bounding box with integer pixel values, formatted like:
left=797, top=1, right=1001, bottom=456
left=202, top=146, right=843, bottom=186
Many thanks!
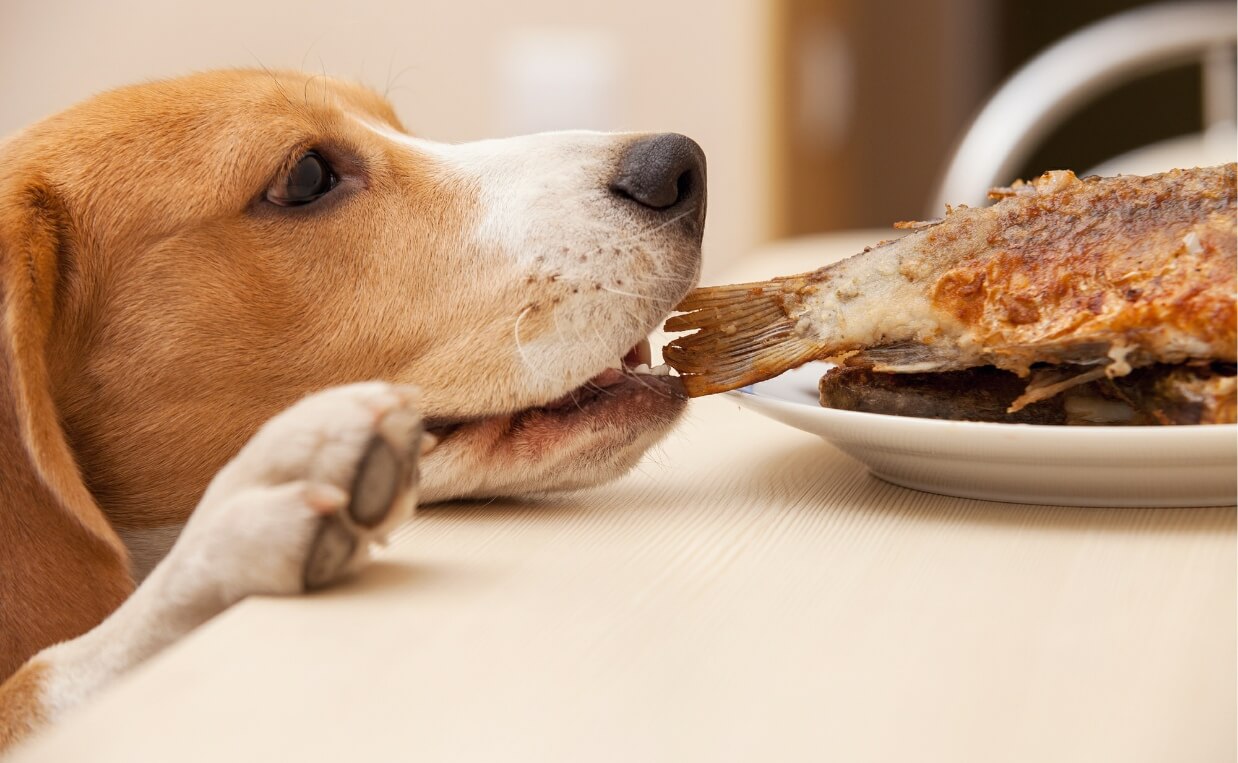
left=303, top=516, right=358, bottom=590
left=303, top=408, right=420, bottom=589
left=349, top=435, right=404, bottom=528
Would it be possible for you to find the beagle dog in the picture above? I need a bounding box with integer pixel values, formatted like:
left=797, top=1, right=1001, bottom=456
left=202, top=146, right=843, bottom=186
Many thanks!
left=0, top=69, right=704, bottom=748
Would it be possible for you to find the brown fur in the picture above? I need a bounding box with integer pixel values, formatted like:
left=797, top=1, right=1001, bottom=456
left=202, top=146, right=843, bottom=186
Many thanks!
left=0, top=661, right=48, bottom=748
left=0, top=180, right=133, bottom=679
left=0, top=69, right=483, bottom=675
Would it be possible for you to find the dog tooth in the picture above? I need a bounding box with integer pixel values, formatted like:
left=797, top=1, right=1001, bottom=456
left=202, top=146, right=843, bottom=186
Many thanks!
left=650, top=364, right=672, bottom=376
left=632, top=363, right=651, bottom=374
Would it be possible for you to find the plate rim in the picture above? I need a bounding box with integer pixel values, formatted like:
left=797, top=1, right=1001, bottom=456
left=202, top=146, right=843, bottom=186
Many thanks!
left=728, top=371, right=1238, bottom=466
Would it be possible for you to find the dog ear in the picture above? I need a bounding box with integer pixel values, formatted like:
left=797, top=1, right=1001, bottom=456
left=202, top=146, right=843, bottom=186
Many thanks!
left=0, top=174, right=131, bottom=677
left=0, top=177, right=125, bottom=556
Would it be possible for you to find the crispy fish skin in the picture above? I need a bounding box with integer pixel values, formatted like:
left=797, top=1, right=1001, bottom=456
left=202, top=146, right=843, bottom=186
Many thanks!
left=818, top=364, right=1237, bottom=425
left=665, top=164, right=1237, bottom=397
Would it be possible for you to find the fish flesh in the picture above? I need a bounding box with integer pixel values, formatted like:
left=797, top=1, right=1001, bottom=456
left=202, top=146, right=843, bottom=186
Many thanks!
left=818, top=363, right=1237, bottom=425
left=664, top=164, right=1237, bottom=413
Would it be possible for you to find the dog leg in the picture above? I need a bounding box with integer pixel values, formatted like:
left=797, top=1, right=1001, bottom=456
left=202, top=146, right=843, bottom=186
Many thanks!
left=0, top=382, right=428, bottom=750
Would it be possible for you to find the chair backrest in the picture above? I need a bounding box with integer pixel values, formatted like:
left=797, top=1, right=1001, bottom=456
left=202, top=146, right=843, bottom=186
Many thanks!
left=931, top=2, right=1237, bottom=212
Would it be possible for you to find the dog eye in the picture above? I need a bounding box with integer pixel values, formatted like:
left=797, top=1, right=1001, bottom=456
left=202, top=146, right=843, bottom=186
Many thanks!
left=268, top=151, right=337, bottom=206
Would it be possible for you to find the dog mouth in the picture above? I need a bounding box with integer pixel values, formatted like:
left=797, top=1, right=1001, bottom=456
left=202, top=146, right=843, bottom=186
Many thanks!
left=422, top=338, right=685, bottom=443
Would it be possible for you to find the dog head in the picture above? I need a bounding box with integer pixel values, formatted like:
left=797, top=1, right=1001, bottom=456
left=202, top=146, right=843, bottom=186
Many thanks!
left=0, top=69, right=704, bottom=545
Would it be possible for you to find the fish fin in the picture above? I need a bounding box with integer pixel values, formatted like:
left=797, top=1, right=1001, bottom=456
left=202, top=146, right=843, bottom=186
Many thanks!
left=663, top=278, right=823, bottom=396
left=845, top=342, right=968, bottom=373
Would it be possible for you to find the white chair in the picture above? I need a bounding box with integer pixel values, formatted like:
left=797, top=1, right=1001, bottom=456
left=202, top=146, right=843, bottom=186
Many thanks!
left=932, top=1, right=1237, bottom=212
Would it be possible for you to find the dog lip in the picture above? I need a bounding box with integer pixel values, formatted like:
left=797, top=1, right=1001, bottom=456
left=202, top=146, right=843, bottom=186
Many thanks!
left=540, top=368, right=627, bottom=411
left=422, top=329, right=683, bottom=442
left=421, top=364, right=685, bottom=442
left=516, top=371, right=687, bottom=422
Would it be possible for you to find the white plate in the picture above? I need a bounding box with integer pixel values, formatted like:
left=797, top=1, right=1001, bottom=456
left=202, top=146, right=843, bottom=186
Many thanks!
left=730, top=362, right=1238, bottom=507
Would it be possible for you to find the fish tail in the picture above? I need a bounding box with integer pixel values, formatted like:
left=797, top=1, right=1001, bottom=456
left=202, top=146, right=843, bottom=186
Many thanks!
left=663, top=276, right=824, bottom=396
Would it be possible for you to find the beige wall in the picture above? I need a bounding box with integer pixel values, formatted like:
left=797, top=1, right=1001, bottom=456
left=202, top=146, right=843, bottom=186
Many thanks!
left=0, top=0, right=774, bottom=278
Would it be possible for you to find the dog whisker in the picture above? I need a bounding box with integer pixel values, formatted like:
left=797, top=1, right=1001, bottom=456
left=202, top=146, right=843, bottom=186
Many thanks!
left=606, top=207, right=698, bottom=249
left=569, top=206, right=699, bottom=263
left=384, top=62, right=421, bottom=99
left=617, top=272, right=698, bottom=286
left=582, top=381, right=619, bottom=399
left=599, top=285, right=654, bottom=301
left=566, top=388, right=588, bottom=416
left=247, top=54, right=299, bottom=112
left=512, top=303, right=553, bottom=382
left=550, top=274, right=671, bottom=307
left=299, top=35, right=330, bottom=78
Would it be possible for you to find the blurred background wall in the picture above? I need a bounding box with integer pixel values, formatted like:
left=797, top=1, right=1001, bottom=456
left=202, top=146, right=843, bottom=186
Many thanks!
left=2, top=0, right=1233, bottom=276
left=0, top=0, right=775, bottom=280
left=774, top=0, right=1236, bottom=233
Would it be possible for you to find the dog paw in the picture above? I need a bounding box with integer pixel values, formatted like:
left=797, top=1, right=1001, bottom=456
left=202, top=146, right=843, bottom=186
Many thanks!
left=166, top=383, right=430, bottom=603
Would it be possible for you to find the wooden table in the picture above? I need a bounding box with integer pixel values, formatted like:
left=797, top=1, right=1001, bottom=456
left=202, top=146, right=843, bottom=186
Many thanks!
left=15, top=234, right=1236, bottom=763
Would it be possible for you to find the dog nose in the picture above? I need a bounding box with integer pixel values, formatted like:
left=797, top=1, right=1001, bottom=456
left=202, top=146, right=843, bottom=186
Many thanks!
left=609, top=133, right=706, bottom=212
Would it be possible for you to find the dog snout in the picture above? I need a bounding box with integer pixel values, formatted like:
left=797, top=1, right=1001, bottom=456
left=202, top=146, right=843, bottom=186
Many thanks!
left=609, top=133, right=706, bottom=216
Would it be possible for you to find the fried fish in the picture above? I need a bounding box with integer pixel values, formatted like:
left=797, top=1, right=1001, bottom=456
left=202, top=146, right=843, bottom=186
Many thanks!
left=664, top=164, right=1237, bottom=417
